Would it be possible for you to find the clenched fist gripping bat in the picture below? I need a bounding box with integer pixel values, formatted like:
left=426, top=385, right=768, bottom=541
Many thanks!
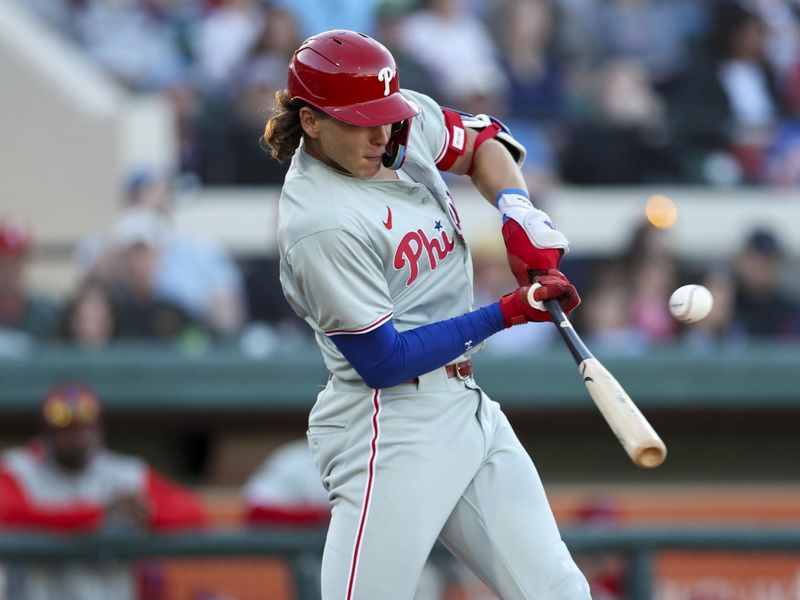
left=545, top=299, right=667, bottom=468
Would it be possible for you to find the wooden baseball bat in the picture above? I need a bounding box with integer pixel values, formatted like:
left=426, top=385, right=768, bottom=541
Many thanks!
left=544, top=298, right=667, bottom=469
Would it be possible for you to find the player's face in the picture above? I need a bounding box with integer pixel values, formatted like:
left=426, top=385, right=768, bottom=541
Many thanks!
left=47, top=424, right=101, bottom=472
left=301, top=108, right=392, bottom=179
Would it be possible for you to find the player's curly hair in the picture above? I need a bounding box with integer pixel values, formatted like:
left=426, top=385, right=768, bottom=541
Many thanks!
left=263, top=90, right=306, bottom=163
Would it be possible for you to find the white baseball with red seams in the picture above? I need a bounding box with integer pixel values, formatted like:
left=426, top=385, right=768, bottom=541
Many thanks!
left=669, top=284, right=714, bottom=323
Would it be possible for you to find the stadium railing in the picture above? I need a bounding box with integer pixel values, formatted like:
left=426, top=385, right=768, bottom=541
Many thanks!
left=1, top=343, right=799, bottom=411
left=2, top=526, right=800, bottom=599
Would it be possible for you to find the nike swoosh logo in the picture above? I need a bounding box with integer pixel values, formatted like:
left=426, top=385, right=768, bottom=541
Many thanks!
left=383, top=206, right=392, bottom=229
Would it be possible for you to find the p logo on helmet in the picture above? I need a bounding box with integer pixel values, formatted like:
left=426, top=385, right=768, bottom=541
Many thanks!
left=378, top=67, right=395, bottom=97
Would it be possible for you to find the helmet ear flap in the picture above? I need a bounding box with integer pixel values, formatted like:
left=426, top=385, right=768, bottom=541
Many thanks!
left=382, top=119, right=412, bottom=169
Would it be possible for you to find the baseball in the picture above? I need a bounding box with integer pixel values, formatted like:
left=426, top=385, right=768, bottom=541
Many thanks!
left=669, top=284, right=714, bottom=323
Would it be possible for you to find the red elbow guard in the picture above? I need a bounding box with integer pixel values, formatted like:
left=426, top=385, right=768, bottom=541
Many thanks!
left=435, top=109, right=468, bottom=171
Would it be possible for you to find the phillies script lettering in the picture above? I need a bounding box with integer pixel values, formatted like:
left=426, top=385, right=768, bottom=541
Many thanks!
left=393, top=227, right=456, bottom=286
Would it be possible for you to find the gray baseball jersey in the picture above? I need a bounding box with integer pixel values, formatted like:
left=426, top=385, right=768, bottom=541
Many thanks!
left=277, top=89, right=589, bottom=600
left=279, top=90, right=476, bottom=382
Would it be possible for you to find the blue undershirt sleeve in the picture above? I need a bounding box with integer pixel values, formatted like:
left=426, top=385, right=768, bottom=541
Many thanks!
left=329, top=303, right=505, bottom=388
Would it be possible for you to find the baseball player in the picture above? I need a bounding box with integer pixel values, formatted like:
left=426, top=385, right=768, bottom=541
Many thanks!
left=265, top=30, right=589, bottom=599
left=0, top=383, right=208, bottom=600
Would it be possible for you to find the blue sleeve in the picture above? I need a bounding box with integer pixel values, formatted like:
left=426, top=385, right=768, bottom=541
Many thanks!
left=330, top=303, right=504, bottom=388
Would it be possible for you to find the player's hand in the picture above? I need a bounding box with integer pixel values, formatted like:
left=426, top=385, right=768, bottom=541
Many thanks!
left=498, top=269, right=580, bottom=327
left=106, top=492, right=151, bottom=530
left=497, top=189, right=569, bottom=286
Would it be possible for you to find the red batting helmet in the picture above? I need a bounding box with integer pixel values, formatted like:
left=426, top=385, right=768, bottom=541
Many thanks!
left=287, top=30, right=419, bottom=128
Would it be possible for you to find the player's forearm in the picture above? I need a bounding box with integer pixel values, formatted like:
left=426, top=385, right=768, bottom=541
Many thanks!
left=469, top=139, right=527, bottom=208
left=330, top=305, right=504, bottom=388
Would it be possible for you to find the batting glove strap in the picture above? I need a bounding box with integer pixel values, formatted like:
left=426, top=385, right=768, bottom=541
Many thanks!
left=496, top=189, right=570, bottom=252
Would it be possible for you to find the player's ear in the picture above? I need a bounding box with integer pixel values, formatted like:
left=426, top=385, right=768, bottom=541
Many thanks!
left=299, top=107, right=322, bottom=139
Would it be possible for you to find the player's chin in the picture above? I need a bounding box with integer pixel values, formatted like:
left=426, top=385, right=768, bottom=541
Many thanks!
left=357, top=156, right=382, bottom=178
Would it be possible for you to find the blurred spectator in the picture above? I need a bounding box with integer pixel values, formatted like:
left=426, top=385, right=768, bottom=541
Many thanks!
left=576, top=264, right=649, bottom=356
left=0, top=382, right=208, bottom=600
left=744, top=0, right=800, bottom=86
left=573, top=497, right=625, bottom=600
left=398, top=0, right=508, bottom=108
left=125, top=174, right=246, bottom=336
left=684, top=269, right=742, bottom=352
left=623, top=221, right=680, bottom=344
left=72, top=0, right=194, bottom=91
left=0, top=217, right=58, bottom=342
left=594, top=0, right=705, bottom=96
left=194, top=6, right=300, bottom=185
left=193, top=0, right=265, bottom=95
left=58, top=278, right=118, bottom=349
left=732, top=227, right=799, bottom=339
left=486, top=0, right=564, bottom=190
left=107, top=209, right=201, bottom=341
left=248, top=4, right=300, bottom=63
left=672, top=2, right=789, bottom=183
left=376, top=2, right=445, bottom=101
left=624, top=218, right=675, bottom=263
left=241, top=257, right=311, bottom=345
left=243, top=439, right=329, bottom=527
left=14, top=0, right=77, bottom=37
left=629, top=255, right=679, bottom=344
left=560, top=58, right=679, bottom=184
left=78, top=171, right=247, bottom=337
left=488, top=0, right=567, bottom=124
left=552, top=0, right=604, bottom=69
left=764, top=118, right=800, bottom=186
left=271, top=0, right=381, bottom=39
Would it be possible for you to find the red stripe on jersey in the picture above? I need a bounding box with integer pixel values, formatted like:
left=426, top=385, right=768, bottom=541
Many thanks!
left=346, top=389, right=381, bottom=600
left=324, top=312, right=393, bottom=336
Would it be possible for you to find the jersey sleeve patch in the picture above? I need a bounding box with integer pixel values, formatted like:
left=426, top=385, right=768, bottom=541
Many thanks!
left=435, top=108, right=467, bottom=171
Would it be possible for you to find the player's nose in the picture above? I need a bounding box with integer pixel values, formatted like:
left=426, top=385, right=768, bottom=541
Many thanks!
left=369, top=124, right=390, bottom=146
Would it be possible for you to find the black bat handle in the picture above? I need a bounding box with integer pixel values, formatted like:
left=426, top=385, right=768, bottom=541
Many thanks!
left=543, top=299, right=593, bottom=365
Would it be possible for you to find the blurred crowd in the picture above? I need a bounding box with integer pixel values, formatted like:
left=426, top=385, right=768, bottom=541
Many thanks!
left=14, top=0, right=800, bottom=188
left=571, top=222, right=800, bottom=354
left=1, top=199, right=798, bottom=357
left=0, top=171, right=310, bottom=355
left=2, top=0, right=800, bottom=355
left=474, top=217, right=800, bottom=356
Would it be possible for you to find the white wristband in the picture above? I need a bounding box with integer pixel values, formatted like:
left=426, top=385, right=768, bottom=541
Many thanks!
left=497, top=192, right=570, bottom=252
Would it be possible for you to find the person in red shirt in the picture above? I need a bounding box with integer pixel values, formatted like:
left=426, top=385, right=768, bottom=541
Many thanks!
left=0, top=382, right=208, bottom=600
left=0, top=216, right=59, bottom=342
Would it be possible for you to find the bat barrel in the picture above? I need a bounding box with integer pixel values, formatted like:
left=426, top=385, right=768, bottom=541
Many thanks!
left=635, top=445, right=667, bottom=469
left=544, top=299, right=668, bottom=470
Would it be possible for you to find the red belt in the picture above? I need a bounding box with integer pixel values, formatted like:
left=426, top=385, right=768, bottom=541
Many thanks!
left=409, top=359, right=473, bottom=384
left=330, top=360, right=474, bottom=387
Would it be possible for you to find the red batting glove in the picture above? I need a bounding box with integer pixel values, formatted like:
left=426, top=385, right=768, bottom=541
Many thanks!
left=498, top=269, right=580, bottom=327
left=502, top=219, right=563, bottom=286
